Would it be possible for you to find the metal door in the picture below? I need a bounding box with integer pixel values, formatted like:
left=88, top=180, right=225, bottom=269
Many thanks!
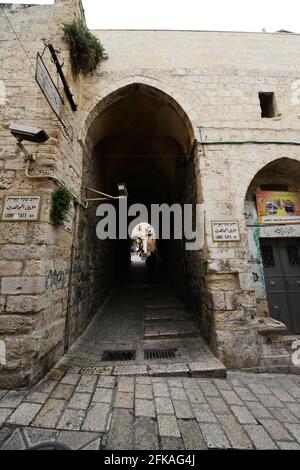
left=260, top=238, right=300, bottom=334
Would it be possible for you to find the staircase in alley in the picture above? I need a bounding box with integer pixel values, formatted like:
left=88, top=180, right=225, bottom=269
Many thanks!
left=143, top=282, right=201, bottom=340
left=58, top=261, right=226, bottom=378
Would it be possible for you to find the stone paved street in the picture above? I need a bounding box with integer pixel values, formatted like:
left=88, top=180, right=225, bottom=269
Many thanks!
left=0, top=369, right=300, bottom=450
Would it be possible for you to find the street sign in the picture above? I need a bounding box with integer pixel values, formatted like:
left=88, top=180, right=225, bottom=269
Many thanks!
left=212, top=221, right=240, bottom=242
left=36, top=53, right=64, bottom=119
left=2, top=196, right=41, bottom=221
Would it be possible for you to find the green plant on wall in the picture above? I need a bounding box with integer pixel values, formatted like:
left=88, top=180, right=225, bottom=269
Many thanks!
left=62, top=19, right=108, bottom=74
left=51, top=187, right=72, bottom=227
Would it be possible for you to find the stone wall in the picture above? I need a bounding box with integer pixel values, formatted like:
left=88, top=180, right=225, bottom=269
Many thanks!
left=0, top=1, right=84, bottom=387
left=1, top=1, right=300, bottom=386
left=66, top=135, right=114, bottom=347
left=81, top=29, right=300, bottom=369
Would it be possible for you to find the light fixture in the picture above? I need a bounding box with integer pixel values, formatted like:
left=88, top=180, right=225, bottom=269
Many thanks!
left=117, top=183, right=128, bottom=198
left=85, top=183, right=128, bottom=207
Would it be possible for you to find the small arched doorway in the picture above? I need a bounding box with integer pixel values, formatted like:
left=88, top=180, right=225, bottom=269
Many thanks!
left=131, top=222, right=156, bottom=260
left=245, top=157, right=300, bottom=334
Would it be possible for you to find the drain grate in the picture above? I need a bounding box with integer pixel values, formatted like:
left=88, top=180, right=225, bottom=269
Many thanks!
left=144, top=348, right=177, bottom=360
left=101, top=350, right=136, bottom=361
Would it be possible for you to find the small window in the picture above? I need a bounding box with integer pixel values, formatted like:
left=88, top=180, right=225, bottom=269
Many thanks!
left=259, top=92, right=277, bottom=118
left=287, top=245, right=300, bottom=267
left=261, top=245, right=275, bottom=268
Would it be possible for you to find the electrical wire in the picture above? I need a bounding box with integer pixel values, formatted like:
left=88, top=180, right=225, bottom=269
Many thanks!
left=0, top=6, right=35, bottom=71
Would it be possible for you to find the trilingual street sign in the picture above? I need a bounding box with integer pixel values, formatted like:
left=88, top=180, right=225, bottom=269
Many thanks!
left=36, top=53, right=64, bottom=119
left=2, top=196, right=40, bottom=221
left=212, top=221, right=240, bottom=242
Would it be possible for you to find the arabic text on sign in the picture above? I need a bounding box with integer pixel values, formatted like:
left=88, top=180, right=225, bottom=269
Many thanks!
left=2, top=196, right=40, bottom=221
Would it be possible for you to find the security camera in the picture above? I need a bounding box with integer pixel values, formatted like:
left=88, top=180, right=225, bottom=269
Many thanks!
left=9, top=124, right=49, bottom=143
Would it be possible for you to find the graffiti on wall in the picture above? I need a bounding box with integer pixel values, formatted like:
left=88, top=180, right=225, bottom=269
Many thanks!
left=247, top=226, right=266, bottom=299
left=245, top=201, right=266, bottom=299
left=259, top=224, right=300, bottom=238
left=46, top=269, right=69, bottom=289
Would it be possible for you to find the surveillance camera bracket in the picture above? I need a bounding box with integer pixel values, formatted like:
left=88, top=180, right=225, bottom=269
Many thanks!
left=16, top=141, right=36, bottom=162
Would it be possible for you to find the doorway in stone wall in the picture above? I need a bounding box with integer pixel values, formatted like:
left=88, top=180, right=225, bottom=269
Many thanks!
left=245, top=157, right=300, bottom=335
left=260, top=238, right=300, bottom=334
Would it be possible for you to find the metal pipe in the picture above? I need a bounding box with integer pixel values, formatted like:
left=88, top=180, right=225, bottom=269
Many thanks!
left=86, top=197, right=125, bottom=202
left=24, top=160, right=84, bottom=206
left=86, top=187, right=120, bottom=200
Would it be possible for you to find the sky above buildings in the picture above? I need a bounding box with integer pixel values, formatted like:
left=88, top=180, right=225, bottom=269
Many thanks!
left=1, top=0, right=300, bottom=33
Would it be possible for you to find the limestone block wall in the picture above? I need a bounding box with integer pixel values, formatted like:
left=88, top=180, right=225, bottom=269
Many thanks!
left=80, top=29, right=300, bottom=369
left=0, top=1, right=85, bottom=387
left=66, top=135, right=114, bottom=348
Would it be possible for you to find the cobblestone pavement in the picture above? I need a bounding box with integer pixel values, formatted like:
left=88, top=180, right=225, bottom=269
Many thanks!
left=58, top=262, right=223, bottom=373
left=1, top=369, right=300, bottom=450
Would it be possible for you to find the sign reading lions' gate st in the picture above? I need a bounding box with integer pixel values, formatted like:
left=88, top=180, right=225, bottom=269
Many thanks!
left=2, top=196, right=40, bottom=221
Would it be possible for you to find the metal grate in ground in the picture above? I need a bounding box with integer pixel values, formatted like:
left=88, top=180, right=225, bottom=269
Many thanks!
left=144, top=348, right=177, bottom=360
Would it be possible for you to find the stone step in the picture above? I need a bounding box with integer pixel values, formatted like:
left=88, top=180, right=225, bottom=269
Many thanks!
left=145, top=303, right=185, bottom=309
left=80, top=359, right=226, bottom=378
left=144, top=308, right=192, bottom=322
left=144, top=319, right=201, bottom=339
left=145, top=301, right=185, bottom=309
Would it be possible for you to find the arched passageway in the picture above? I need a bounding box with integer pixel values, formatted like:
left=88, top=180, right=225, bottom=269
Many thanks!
left=245, top=157, right=300, bottom=334
left=62, top=84, right=219, bottom=370
left=85, top=83, right=196, bottom=283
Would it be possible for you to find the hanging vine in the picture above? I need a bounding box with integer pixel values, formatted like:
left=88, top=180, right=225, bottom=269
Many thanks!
left=50, top=187, right=72, bottom=227
left=62, top=19, right=108, bottom=74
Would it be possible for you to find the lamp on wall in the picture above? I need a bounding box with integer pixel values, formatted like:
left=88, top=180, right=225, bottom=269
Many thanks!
left=9, top=123, right=129, bottom=208
left=117, top=183, right=128, bottom=198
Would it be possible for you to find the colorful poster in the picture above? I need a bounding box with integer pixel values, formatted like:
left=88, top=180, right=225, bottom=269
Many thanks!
left=256, top=191, right=300, bottom=225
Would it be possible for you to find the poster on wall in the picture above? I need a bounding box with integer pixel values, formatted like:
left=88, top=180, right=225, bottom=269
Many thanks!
left=256, top=191, right=300, bottom=225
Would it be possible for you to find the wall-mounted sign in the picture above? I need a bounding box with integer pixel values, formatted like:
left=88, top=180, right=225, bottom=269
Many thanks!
left=212, top=221, right=240, bottom=242
left=2, top=196, right=40, bottom=221
left=36, top=53, right=73, bottom=141
left=256, top=191, right=300, bottom=225
left=59, top=208, right=75, bottom=233
left=36, top=53, right=64, bottom=118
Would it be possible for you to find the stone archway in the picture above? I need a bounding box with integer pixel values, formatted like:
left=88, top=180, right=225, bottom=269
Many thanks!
left=80, top=77, right=198, bottom=151
left=64, top=81, right=210, bottom=367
